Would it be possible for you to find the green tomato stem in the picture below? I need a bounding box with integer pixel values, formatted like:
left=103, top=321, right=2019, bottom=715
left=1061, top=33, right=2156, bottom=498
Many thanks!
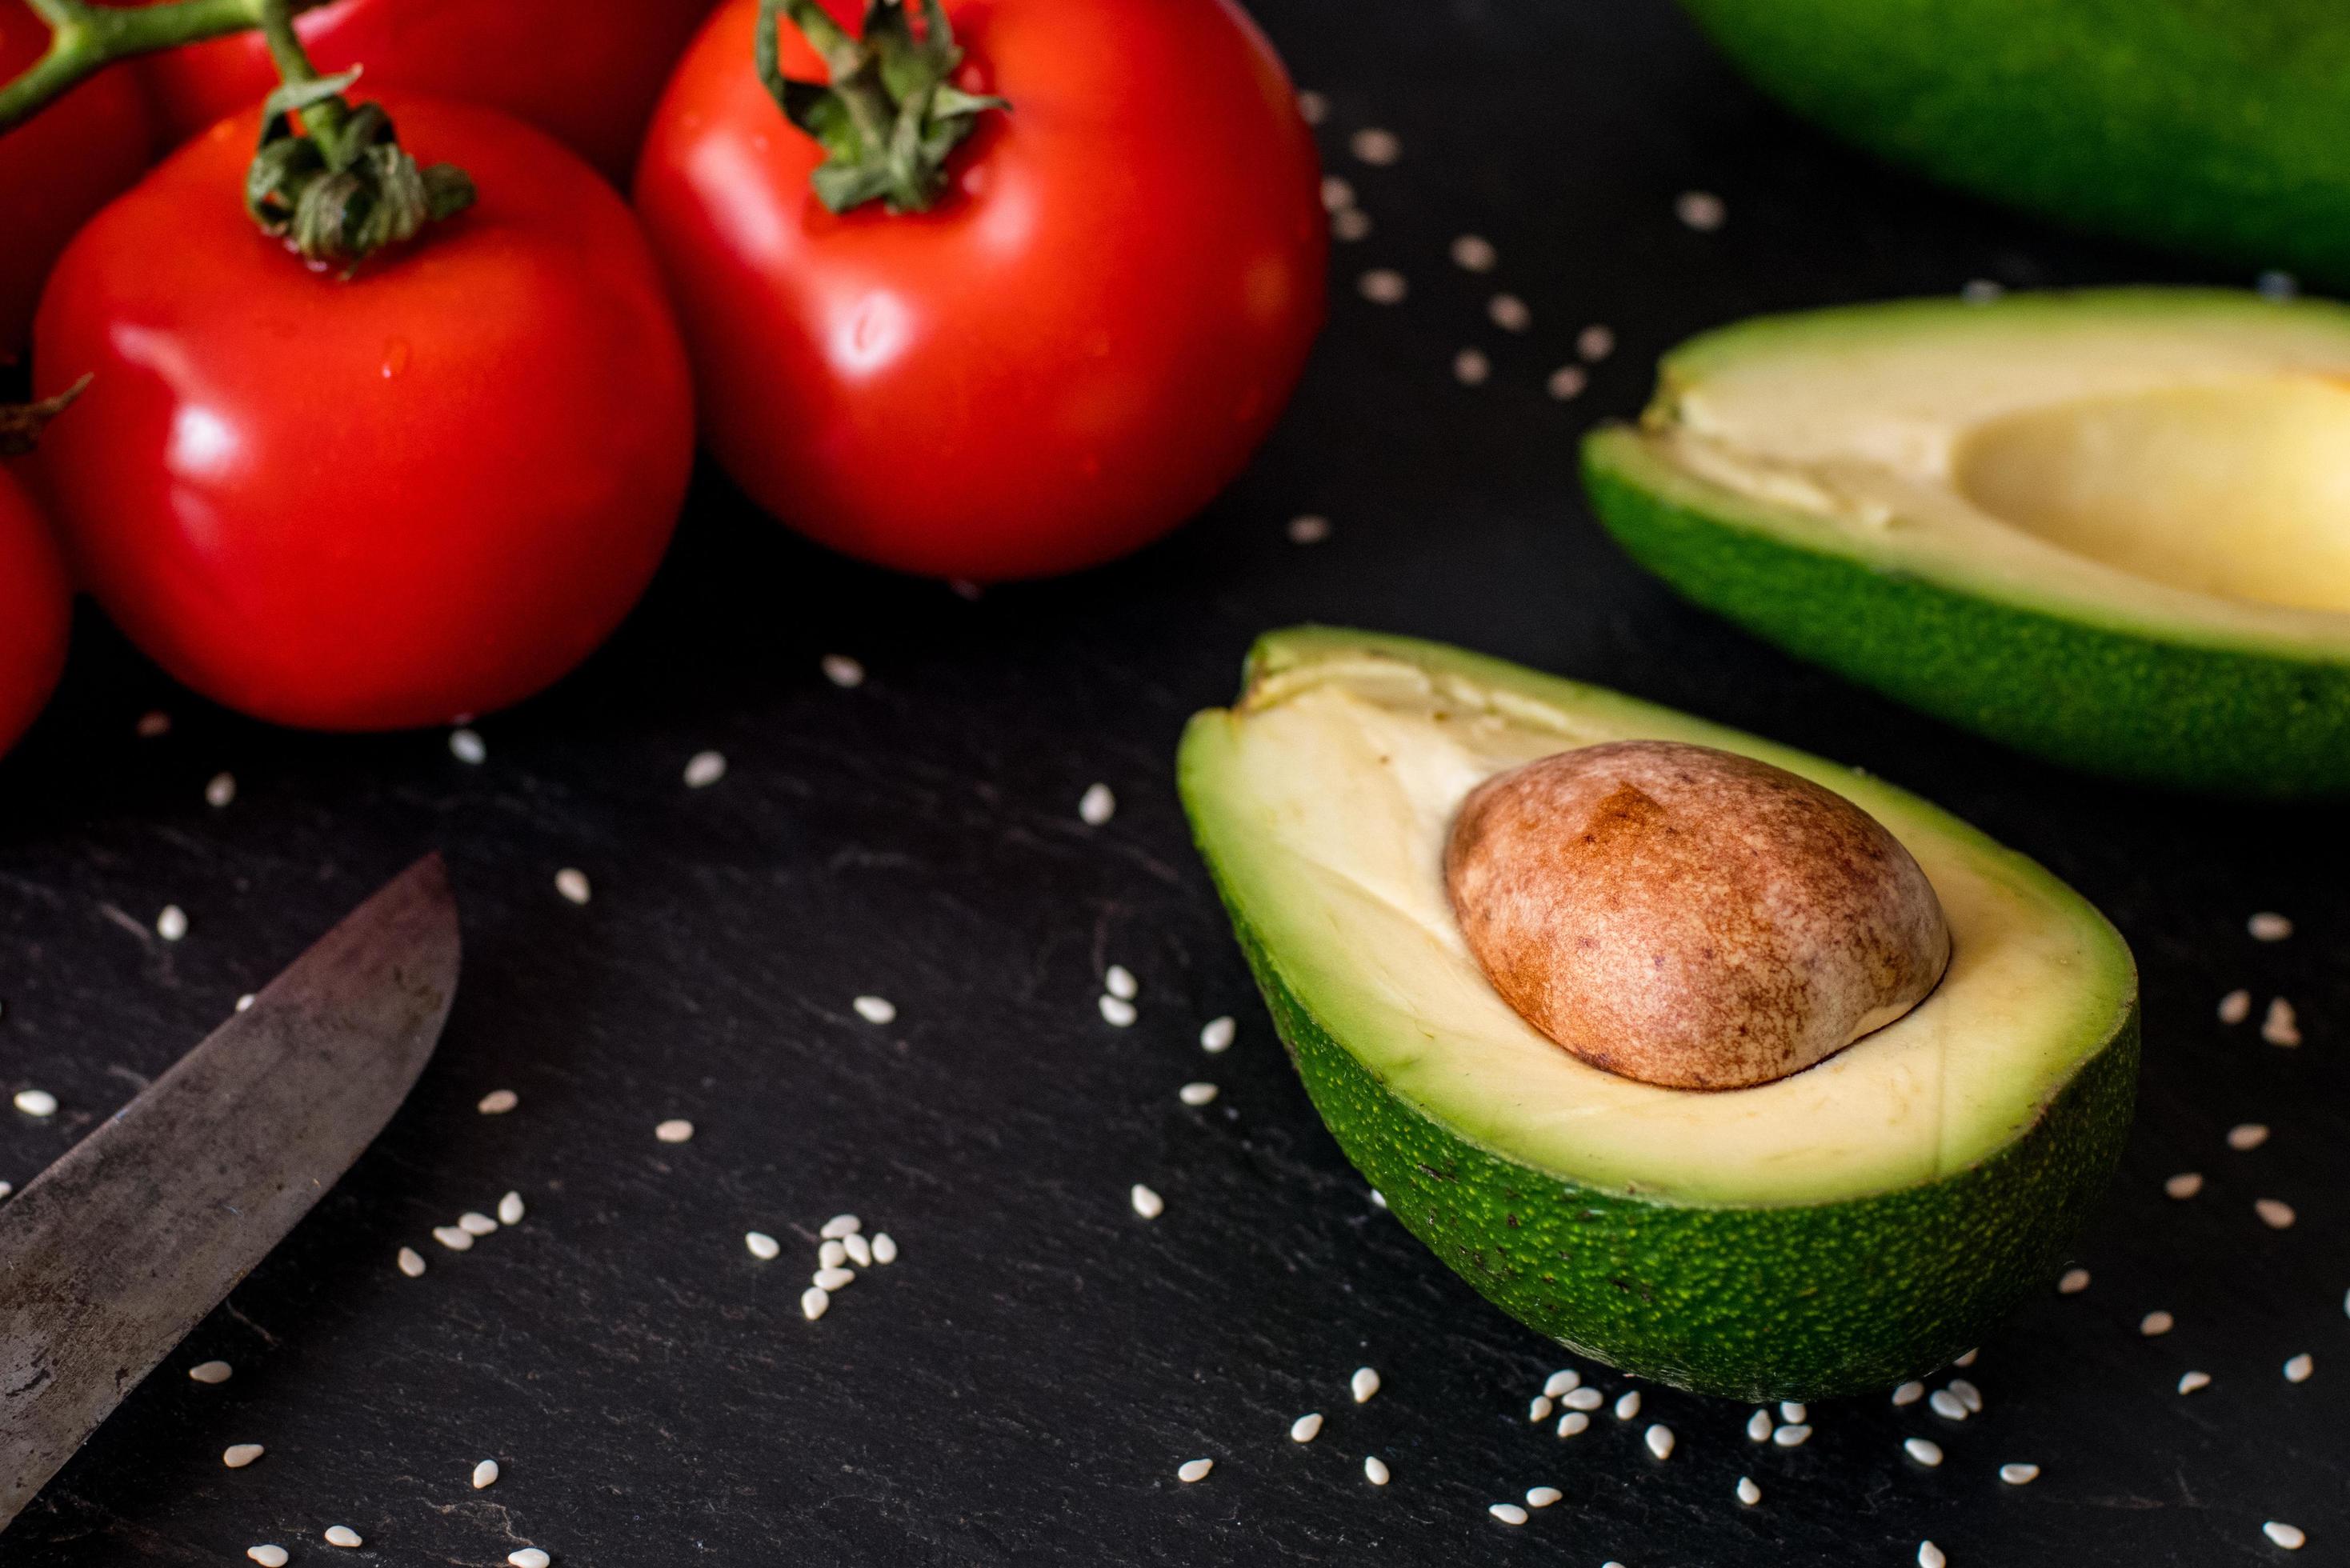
left=0, top=0, right=272, bottom=135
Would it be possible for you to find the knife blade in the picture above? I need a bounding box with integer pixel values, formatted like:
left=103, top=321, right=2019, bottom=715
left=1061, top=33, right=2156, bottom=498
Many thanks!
left=0, top=853, right=459, bottom=1528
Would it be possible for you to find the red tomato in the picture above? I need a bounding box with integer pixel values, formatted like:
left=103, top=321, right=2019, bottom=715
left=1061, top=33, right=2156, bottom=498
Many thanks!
left=0, top=463, right=71, bottom=756
left=0, top=1, right=151, bottom=358
left=32, top=96, right=695, bottom=732
left=634, top=0, right=1326, bottom=581
left=135, top=0, right=719, bottom=184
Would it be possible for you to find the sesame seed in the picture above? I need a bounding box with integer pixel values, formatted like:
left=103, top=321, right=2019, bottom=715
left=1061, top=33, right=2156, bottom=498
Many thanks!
left=800, top=1286, right=830, bottom=1321
left=813, top=1267, right=856, bottom=1292
left=458, top=1210, right=498, bottom=1236
left=223, top=1443, right=264, bottom=1468
left=2256, top=1198, right=2297, bottom=1230
left=1367, top=1189, right=1386, bottom=1210
left=1177, top=1458, right=1214, bottom=1482
left=1131, top=1184, right=1163, bottom=1219
left=1290, top=1412, right=1323, bottom=1442
left=1358, top=270, right=1407, bottom=305
left=683, top=750, right=728, bottom=788
left=1527, top=1486, right=1562, bottom=1507
left=1546, top=366, right=1588, bottom=400
left=1363, top=1454, right=1390, bottom=1485
left=1675, top=190, right=1726, bottom=230
left=843, top=1232, right=872, bottom=1267
left=2141, top=1310, right=2176, bottom=1336
left=205, top=772, right=237, bottom=808
left=1351, top=1367, right=1381, bottom=1403
left=510, top=1552, right=552, bottom=1568
left=235, top=994, right=255, bottom=1011
left=1200, top=1016, right=1236, bottom=1053
left=1906, top=1438, right=1944, bottom=1466
left=821, top=653, right=866, bottom=688
left=1736, top=1475, right=1761, bottom=1506
left=432, top=1226, right=474, bottom=1251
left=397, top=1247, right=426, bottom=1278
left=1892, top=1381, right=1925, bottom=1406
left=449, top=727, right=486, bottom=764
left=136, top=709, right=171, bottom=738
left=0, top=1182, right=11, bottom=1198
left=247, top=1550, right=288, bottom=1567
left=478, top=1089, right=519, bottom=1115
left=1747, top=1409, right=1772, bottom=1442
left=746, top=1231, right=780, bottom=1261
left=1928, top=1390, right=1967, bottom=1421
left=1350, top=127, right=1400, bottom=166
left=2219, top=989, right=2252, bottom=1023
left=1960, top=279, right=2004, bottom=304
left=1319, top=175, right=1355, bottom=212
left=1560, top=1386, right=1603, bottom=1411
left=1328, top=208, right=1370, bottom=242
left=871, top=1233, right=898, bottom=1264
left=1487, top=1502, right=1528, bottom=1526
left=1451, top=234, right=1497, bottom=272
left=189, top=1359, right=232, bottom=1384
left=13, top=1088, right=58, bottom=1118
left=655, top=1118, right=695, bottom=1143
left=819, top=1239, right=847, bottom=1268
left=1577, top=324, right=1616, bottom=362
left=1295, top=89, right=1326, bottom=124
left=1453, top=349, right=1491, bottom=386
left=1528, top=1394, right=1554, bottom=1422
left=2058, top=1267, right=2091, bottom=1294
left=1779, top=1402, right=1806, bottom=1424
left=473, top=1458, right=500, bottom=1489
left=1614, top=1390, right=1640, bottom=1421
left=1287, top=513, right=1331, bottom=544
left=1954, top=1348, right=1978, bottom=1368
left=2258, top=270, right=2299, bottom=299
left=2262, top=998, right=2300, bottom=1046
left=1099, top=994, right=1138, bottom=1026
left=2000, top=1462, right=2040, bottom=1485
left=1772, top=1424, right=1812, bottom=1447
left=1488, top=294, right=1531, bottom=333
left=554, top=868, right=591, bottom=905
left=1556, top=1411, right=1590, bottom=1437
left=1100, top=966, right=1139, bottom=1003
left=1543, top=1370, right=1579, bottom=1398
left=2165, top=1172, right=2204, bottom=1199
left=852, top=995, right=896, bottom=1025
left=498, top=1190, right=525, bottom=1226
left=1949, top=1378, right=1983, bottom=1413
left=157, top=905, right=188, bottom=942
left=1918, top=1542, right=1946, bottom=1568
left=2248, top=911, right=2293, bottom=941
left=1643, top=1423, right=1675, bottom=1460
left=1078, top=782, right=1116, bottom=826
left=2285, top=1352, right=2314, bottom=1383
left=2228, top=1122, right=2271, bottom=1150
left=1172, top=1082, right=1221, bottom=1111
left=2264, top=1521, right=2308, bottom=1550
left=2179, top=1370, right=2211, bottom=1394
left=324, top=1526, right=362, bottom=1548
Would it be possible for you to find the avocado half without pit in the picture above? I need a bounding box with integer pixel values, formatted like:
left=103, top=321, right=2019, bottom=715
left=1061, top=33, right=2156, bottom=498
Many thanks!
left=1582, top=288, right=2350, bottom=795
left=1179, top=628, right=2138, bottom=1398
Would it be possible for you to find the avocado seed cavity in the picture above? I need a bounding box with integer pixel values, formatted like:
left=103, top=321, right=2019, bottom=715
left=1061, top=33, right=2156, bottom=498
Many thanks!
left=1445, top=740, right=1951, bottom=1090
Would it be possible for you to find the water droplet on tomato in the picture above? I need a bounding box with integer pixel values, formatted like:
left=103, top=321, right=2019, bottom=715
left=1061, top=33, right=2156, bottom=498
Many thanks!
left=381, top=339, right=411, bottom=378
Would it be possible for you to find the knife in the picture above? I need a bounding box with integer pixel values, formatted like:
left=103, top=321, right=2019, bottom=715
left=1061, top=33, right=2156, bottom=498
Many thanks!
left=0, top=853, right=460, bottom=1530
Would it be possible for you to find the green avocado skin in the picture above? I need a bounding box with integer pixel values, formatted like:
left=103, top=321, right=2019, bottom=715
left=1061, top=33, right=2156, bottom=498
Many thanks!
left=1213, top=897, right=2138, bottom=1400
left=1676, top=0, right=2350, bottom=282
left=1582, top=432, right=2350, bottom=797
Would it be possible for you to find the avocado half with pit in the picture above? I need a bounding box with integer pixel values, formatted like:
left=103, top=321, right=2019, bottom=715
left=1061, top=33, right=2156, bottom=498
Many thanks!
left=1583, top=290, right=2350, bottom=795
left=1178, top=628, right=2136, bottom=1398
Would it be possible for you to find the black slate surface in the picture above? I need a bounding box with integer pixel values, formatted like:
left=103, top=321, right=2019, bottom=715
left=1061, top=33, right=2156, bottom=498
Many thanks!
left=2, top=1, right=2346, bottom=1562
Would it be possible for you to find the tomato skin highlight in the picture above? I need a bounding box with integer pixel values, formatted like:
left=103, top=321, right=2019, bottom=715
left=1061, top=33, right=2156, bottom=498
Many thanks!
left=635, top=0, right=1327, bottom=581
left=0, top=464, right=71, bottom=758
left=0, top=1, right=152, bottom=358
left=134, top=0, right=719, bottom=183
left=32, top=97, right=695, bottom=733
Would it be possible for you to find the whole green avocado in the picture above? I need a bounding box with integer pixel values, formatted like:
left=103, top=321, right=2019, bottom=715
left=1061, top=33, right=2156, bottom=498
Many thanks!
left=1678, top=0, right=2350, bottom=281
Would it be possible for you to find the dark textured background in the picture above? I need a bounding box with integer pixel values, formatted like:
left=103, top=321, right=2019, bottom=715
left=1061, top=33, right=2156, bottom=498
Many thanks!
left=3, top=1, right=2344, bottom=1562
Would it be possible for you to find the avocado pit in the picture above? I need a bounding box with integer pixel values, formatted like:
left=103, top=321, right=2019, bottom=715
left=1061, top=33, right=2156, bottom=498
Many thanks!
left=1445, top=739, right=1951, bottom=1090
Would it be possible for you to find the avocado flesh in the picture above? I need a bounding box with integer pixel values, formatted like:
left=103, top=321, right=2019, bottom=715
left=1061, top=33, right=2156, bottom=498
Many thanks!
left=1676, top=0, right=2350, bottom=285
left=1584, top=290, right=2350, bottom=794
left=1179, top=628, right=2137, bottom=1397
